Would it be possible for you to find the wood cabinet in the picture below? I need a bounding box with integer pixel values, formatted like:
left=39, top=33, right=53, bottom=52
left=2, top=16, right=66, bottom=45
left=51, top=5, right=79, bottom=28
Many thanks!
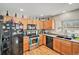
left=53, top=37, right=72, bottom=55
left=61, top=40, right=72, bottom=55
left=53, top=37, right=61, bottom=53
left=39, top=34, right=43, bottom=46
left=38, top=20, right=44, bottom=29
left=32, top=20, right=37, bottom=24
left=52, top=19, right=55, bottom=29
left=72, top=42, right=79, bottom=55
left=20, top=18, right=28, bottom=29
left=43, top=20, right=52, bottom=29
left=43, top=35, right=46, bottom=45
left=39, top=34, right=46, bottom=46
left=47, top=20, right=52, bottom=29
left=23, top=36, right=29, bottom=53
left=27, top=19, right=33, bottom=24
left=4, top=16, right=12, bottom=22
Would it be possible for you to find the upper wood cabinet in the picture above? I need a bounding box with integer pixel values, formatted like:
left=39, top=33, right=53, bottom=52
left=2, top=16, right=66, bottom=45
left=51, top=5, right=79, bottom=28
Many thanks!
left=32, top=20, right=37, bottom=24
left=32, top=20, right=44, bottom=30
left=20, top=18, right=28, bottom=29
left=72, top=42, right=79, bottom=55
left=4, top=16, right=12, bottom=22
left=43, top=20, right=52, bottom=29
left=12, top=17, right=21, bottom=23
left=27, top=19, right=33, bottom=24
left=52, top=19, right=55, bottom=29
left=38, top=20, right=44, bottom=29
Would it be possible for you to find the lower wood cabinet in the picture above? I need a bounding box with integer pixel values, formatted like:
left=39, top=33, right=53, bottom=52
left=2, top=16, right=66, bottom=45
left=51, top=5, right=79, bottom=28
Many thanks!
left=53, top=37, right=61, bottom=53
left=72, top=42, right=79, bottom=55
left=53, top=37, right=72, bottom=55
left=23, top=36, right=29, bottom=53
left=39, top=34, right=43, bottom=46
left=61, top=40, right=72, bottom=55
left=43, top=35, right=46, bottom=45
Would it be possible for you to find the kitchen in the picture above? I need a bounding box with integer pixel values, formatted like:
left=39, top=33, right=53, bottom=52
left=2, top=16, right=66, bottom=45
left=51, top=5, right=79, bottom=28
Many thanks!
left=0, top=3, right=79, bottom=55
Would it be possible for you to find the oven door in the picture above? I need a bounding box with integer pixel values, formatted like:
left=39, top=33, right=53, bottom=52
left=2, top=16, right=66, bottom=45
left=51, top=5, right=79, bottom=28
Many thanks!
left=29, top=37, right=39, bottom=49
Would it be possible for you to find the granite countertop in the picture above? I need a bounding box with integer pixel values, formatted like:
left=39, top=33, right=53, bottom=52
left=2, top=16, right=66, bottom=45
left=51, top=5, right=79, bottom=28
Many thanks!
left=43, top=33, right=79, bottom=43
left=70, top=39, right=79, bottom=43
left=43, top=33, right=58, bottom=37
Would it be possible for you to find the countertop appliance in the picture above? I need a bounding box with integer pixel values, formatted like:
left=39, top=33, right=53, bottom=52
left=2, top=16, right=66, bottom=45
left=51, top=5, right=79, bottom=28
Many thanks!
left=27, top=24, right=36, bottom=30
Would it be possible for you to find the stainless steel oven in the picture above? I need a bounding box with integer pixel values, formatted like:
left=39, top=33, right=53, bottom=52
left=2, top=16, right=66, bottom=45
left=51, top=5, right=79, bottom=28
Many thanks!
left=27, top=24, right=39, bottom=50
left=29, top=36, right=39, bottom=50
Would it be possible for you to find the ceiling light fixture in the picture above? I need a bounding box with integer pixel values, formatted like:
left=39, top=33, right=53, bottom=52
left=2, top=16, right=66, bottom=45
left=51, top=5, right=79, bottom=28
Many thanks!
left=40, top=14, right=44, bottom=16
left=68, top=3, right=72, bottom=5
left=62, top=10, right=66, bottom=13
left=20, top=8, right=23, bottom=12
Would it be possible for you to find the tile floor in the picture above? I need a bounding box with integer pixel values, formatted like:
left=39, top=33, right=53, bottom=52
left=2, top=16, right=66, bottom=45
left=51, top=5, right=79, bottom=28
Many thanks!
left=24, top=45, right=60, bottom=55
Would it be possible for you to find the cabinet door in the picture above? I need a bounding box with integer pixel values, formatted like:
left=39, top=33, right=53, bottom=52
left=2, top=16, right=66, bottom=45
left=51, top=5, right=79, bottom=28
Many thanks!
left=53, top=37, right=61, bottom=52
left=43, top=35, right=46, bottom=45
left=43, top=21, right=47, bottom=29
left=43, top=20, right=52, bottom=29
left=39, top=34, right=43, bottom=46
left=4, top=16, right=12, bottom=22
left=20, top=19, right=28, bottom=29
left=72, top=42, right=79, bottom=55
left=35, top=20, right=40, bottom=29
left=23, top=37, right=29, bottom=53
left=32, top=20, right=37, bottom=24
left=27, top=19, right=33, bottom=24
left=39, top=21, right=44, bottom=29
left=47, top=20, right=52, bottom=29
left=52, top=19, right=55, bottom=29
left=61, top=40, right=72, bottom=55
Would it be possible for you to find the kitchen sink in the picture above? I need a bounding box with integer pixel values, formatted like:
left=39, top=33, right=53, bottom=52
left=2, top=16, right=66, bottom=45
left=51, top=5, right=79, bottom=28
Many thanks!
left=56, top=36, right=64, bottom=38
left=64, top=38, right=72, bottom=40
left=56, top=35, right=72, bottom=40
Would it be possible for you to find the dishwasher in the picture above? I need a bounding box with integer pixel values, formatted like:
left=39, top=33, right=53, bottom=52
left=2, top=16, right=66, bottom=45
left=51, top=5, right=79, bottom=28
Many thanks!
left=46, top=36, right=53, bottom=49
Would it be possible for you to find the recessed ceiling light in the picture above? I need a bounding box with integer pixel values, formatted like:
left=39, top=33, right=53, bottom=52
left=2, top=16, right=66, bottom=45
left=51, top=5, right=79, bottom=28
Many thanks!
left=68, top=3, right=72, bottom=5
left=20, top=8, right=23, bottom=11
left=62, top=10, right=66, bottom=13
left=40, top=14, right=44, bottom=16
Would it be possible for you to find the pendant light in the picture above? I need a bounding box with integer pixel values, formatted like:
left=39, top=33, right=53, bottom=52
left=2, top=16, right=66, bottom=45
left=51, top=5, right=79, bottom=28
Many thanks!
left=6, top=10, right=9, bottom=16
left=22, top=14, right=24, bottom=18
left=15, top=13, right=17, bottom=17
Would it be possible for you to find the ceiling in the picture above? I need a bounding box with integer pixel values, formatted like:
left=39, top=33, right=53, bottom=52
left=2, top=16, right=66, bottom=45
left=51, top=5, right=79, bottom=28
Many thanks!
left=0, top=3, right=79, bottom=17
